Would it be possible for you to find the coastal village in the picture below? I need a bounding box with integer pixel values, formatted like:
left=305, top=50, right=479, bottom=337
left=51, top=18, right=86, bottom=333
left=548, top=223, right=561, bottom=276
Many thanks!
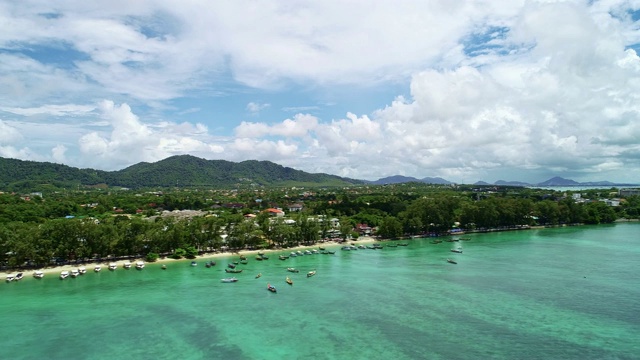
left=2, top=183, right=639, bottom=281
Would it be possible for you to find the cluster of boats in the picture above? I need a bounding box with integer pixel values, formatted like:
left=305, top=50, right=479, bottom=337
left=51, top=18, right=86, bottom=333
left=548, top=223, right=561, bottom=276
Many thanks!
left=58, top=261, right=145, bottom=279
left=285, top=249, right=335, bottom=258
left=340, top=243, right=408, bottom=251
left=5, top=238, right=468, bottom=284
left=5, top=272, right=24, bottom=282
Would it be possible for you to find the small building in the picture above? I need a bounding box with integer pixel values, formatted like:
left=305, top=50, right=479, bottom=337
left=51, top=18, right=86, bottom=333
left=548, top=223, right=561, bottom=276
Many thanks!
left=356, top=223, right=372, bottom=235
left=264, top=208, right=285, bottom=217
left=288, top=203, right=304, bottom=212
left=619, top=188, right=640, bottom=197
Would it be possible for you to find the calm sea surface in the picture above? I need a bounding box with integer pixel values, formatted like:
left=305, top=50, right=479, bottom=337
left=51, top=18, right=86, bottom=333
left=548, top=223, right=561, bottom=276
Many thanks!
left=1, top=223, right=639, bottom=360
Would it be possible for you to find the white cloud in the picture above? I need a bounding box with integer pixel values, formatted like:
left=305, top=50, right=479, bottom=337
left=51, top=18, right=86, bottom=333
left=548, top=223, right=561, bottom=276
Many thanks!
left=2, top=1, right=640, bottom=183
left=235, top=113, right=318, bottom=138
left=77, top=100, right=224, bottom=169
left=0, top=120, right=23, bottom=144
left=1, top=104, right=96, bottom=117
left=246, top=102, right=270, bottom=114
left=51, top=144, right=67, bottom=163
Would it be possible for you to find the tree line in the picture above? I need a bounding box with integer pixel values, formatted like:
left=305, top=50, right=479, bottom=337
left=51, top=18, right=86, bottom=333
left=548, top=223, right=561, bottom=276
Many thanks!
left=1, top=184, right=636, bottom=270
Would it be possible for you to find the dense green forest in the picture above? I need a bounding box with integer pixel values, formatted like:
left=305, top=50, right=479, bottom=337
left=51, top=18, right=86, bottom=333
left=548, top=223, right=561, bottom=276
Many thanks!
left=0, top=155, right=361, bottom=191
left=1, top=183, right=637, bottom=270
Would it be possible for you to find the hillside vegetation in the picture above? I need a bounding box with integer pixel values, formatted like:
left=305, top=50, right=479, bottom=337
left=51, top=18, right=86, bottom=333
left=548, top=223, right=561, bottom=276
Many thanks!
left=0, top=155, right=361, bottom=191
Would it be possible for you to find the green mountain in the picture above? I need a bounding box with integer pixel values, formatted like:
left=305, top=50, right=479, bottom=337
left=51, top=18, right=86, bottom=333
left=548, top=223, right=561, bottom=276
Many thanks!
left=0, top=155, right=362, bottom=191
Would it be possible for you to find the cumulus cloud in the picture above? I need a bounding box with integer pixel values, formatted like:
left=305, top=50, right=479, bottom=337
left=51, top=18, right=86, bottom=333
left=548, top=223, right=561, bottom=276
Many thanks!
left=77, top=100, right=224, bottom=169
left=2, top=1, right=640, bottom=182
left=235, top=113, right=318, bottom=138
left=0, top=120, right=23, bottom=144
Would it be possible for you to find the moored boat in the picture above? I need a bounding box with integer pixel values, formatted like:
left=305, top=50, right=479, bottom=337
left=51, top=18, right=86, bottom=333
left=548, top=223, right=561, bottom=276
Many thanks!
left=14, top=273, right=24, bottom=281
left=228, top=263, right=236, bottom=269
left=190, top=261, right=198, bottom=267
left=287, top=267, right=300, bottom=273
left=307, top=270, right=316, bottom=278
left=94, top=265, right=102, bottom=272
left=450, top=249, right=463, bottom=253
left=135, top=261, right=145, bottom=270
left=267, top=283, right=277, bottom=293
left=108, top=263, right=117, bottom=271
left=33, top=270, right=45, bottom=279
left=161, top=264, right=167, bottom=270
left=221, top=277, right=238, bottom=283
left=286, top=276, right=293, bottom=285
left=225, top=268, right=243, bottom=273
left=398, top=243, right=409, bottom=246
left=60, top=271, right=69, bottom=280
left=123, top=261, right=132, bottom=269
left=78, top=266, right=86, bottom=275
left=255, top=273, right=262, bottom=279
left=70, top=269, right=80, bottom=278
left=447, top=258, right=457, bottom=264
left=6, top=274, right=15, bottom=282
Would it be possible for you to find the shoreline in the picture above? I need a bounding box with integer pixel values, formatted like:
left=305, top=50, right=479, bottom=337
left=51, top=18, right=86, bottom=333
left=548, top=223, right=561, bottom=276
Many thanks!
left=2, top=236, right=379, bottom=278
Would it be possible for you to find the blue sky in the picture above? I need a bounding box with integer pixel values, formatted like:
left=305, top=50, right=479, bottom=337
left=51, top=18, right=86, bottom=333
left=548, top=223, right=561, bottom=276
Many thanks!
left=1, top=0, right=640, bottom=184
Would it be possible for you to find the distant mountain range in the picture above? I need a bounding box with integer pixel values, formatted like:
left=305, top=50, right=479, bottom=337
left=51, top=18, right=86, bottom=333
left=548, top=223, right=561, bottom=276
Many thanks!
left=367, top=175, right=452, bottom=185
left=370, top=175, right=637, bottom=187
left=0, top=155, right=636, bottom=192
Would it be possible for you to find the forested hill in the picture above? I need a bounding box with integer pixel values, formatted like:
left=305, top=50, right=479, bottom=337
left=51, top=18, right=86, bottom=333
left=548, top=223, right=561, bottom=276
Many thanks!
left=0, top=155, right=362, bottom=191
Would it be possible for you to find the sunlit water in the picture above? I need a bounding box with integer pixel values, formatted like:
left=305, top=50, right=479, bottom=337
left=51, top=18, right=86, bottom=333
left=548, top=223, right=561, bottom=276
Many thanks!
left=1, top=223, right=639, bottom=359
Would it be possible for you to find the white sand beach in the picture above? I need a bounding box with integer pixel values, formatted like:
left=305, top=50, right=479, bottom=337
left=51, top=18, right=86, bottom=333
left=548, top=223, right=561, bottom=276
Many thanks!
left=3, top=236, right=380, bottom=278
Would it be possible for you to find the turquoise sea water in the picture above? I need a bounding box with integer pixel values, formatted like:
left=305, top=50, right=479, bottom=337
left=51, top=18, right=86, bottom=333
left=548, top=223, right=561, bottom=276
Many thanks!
left=1, top=223, right=639, bottom=360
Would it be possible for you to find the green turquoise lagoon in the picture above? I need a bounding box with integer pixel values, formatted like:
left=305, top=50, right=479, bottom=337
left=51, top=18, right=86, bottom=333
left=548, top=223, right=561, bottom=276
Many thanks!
left=2, top=223, right=639, bottom=359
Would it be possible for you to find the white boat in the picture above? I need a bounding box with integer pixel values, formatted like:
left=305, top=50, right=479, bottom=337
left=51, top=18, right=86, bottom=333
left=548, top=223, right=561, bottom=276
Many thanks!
left=70, top=269, right=80, bottom=278
left=5, top=274, right=15, bottom=282
left=78, top=266, right=87, bottom=275
left=60, top=271, right=69, bottom=279
left=94, top=265, right=102, bottom=272
left=221, top=277, right=238, bottom=283
left=123, top=261, right=132, bottom=269
left=33, top=270, right=45, bottom=279
left=14, top=272, right=24, bottom=280
left=289, top=252, right=297, bottom=257
left=108, top=263, right=117, bottom=271
left=135, top=261, right=145, bottom=270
